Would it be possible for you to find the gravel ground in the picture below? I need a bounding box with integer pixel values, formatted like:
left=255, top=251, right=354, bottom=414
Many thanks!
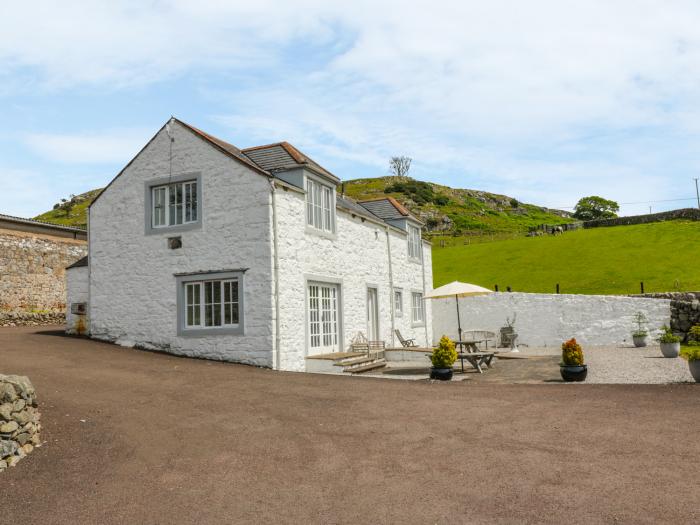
left=1, top=326, right=698, bottom=524
left=512, top=344, right=694, bottom=383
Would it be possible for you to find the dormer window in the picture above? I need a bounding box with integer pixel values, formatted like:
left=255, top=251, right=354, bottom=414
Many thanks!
left=306, top=177, right=335, bottom=233
left=408, top=224, right=421, bottom=259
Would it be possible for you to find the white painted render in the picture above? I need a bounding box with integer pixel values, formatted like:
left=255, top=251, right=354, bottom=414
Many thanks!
left=432, top=292, right=671, bottom=347
left=80, top=119, right=432, bottom=371
left=273, top=184, right=432, bottom=371
left=88, top=121, right=275, bottom=366
left=65, top=266, right=88, bottom=334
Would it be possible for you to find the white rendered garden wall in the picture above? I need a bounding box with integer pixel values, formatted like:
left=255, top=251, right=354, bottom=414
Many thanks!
left=431, top=292, right=671, bottom=347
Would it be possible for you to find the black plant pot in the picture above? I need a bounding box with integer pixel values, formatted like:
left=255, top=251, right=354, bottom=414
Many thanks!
left=560, top=364, right=588, bottom=382
left=430, top=367, right=454, bottom=381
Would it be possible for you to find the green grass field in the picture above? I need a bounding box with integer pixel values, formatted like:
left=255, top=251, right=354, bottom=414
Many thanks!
left=432, top=220, right=700, bottom=294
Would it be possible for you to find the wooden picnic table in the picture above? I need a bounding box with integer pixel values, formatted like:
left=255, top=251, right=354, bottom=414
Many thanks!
left=454, top=339, right=495, bottom=374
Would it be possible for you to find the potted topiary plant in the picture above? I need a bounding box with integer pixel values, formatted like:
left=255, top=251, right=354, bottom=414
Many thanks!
left=632, top=311, right=649, bottom=347
left=430, top=335, right=458, bottom=381
left=657, top=325, right=681, bottom=358
left=680, top=325, right=700, bottom=382
left=560, top=338, right=587, bottom=382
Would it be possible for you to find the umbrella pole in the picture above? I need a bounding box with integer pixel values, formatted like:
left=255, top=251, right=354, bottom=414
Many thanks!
left=455, top=294, right=462, bottom=341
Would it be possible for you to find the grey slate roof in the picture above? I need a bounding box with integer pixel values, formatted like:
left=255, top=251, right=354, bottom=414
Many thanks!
left=242, top=142, right=339, bottom=182
left=358, top=199, right=406, bottom=221
left=0, top=213, right=87, bottom=233
left=336, top=195, right=383, bottom=223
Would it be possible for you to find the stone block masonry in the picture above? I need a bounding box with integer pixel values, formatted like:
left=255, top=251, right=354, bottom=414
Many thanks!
left=634, top=292, right=700, bottom=342
left=0, top=375, right=41, bottom=472
left=0, top=228, right=87, bottom=313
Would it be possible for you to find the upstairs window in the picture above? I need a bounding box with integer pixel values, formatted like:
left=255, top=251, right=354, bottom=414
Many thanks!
left=306, top=178, right=334, bottom=233
left=408, top=225, right=421, bottom=259
left=152, top=180, right=198, bottom=228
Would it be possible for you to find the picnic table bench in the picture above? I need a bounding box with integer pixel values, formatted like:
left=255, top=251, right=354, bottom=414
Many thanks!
left=454, top=337, right=496, bottom=374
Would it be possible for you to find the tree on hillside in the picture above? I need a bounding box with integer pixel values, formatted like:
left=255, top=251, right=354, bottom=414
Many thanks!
left=573, top=196, right=620, bottom=221
left=389, top=156, right=412, bottom=178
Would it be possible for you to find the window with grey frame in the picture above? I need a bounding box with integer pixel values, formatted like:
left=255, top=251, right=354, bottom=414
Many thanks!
left=306, top=178, right=334, bottom=233
left=183, top=279, right=239, bottom=329
left=408, top=225, right=421, bottom=259
left=394, top=289, right=403, bottom=317
left=411, top=292, right=425, bottom=324
left=152, top=180, right=198, bottom=228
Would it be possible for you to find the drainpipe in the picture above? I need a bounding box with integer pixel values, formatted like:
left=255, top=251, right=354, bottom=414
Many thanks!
left=385, top=226, right=395, bottom=347
left=87, top=205, right=92, bottom=336
left=269, top=179, right=282, bottom=370
left=420, top=237, right=429, bottom=347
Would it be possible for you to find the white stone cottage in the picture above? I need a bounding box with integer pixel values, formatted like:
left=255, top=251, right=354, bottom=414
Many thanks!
left=66, top=118, right=432, bottom=372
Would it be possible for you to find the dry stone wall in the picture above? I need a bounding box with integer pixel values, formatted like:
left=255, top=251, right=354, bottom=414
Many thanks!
left=584, top=208, right=700, bottom=228
left=634, top=292, right=700, bottom=342
left=0, top=375, right=41, bottom=472
left=0, top=229, right=86, bottom=313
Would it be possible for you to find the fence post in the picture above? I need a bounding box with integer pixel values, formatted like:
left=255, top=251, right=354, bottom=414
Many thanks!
left=506, top=286, right=512, bottom=292
left=495, top=284, right=499, bottom=292
left=556, top=283, right=560, bottom=294
left=640, top=281, right=644, bottom=294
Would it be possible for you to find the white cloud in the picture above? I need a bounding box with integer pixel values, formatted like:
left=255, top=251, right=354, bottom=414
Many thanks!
left=23, top=129, right=150, bottom=164
left=3, top=1, right=700, bottom=214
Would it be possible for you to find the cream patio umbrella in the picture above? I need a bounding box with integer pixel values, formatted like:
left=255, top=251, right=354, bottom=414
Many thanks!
left=425, top=281, right=493, bottom=341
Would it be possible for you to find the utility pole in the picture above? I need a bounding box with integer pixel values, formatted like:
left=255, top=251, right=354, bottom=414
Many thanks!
left=695, top=178, right=700, bottom=210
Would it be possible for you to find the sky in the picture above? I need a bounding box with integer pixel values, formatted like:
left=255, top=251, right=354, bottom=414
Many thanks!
left=2, top=0, right=700, bottom=218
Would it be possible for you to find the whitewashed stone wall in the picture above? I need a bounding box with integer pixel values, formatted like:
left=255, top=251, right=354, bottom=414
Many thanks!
left=432, top=292, right=671, bottom=347
left=89, top=121, right=275, bottom=366
left=275, top=186, right=432, bottom=371
left=65, top=266, right=88, bottom=334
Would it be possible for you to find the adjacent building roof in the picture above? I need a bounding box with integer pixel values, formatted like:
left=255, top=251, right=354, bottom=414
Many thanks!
left=66, top=255, right=89, bottom=269
left=0, top=213, right=87, bottom=240
left=242, top=142, right=339, bottom=183
left=358, top=197, right=421, bottom=224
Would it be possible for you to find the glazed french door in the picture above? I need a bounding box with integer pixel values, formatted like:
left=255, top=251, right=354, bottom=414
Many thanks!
left=308, top=283, right=340, bottom=355
left=367, top=287, right=379, bottom=341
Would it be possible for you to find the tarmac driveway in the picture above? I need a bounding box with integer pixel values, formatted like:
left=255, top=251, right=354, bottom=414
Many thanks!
left=0, top=326, right=698, bottom=524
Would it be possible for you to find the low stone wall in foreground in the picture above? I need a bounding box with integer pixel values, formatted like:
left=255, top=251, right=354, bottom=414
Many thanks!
left=0, top=311, right=65, bottom=327
left=0, top=375, right=41, bottom=472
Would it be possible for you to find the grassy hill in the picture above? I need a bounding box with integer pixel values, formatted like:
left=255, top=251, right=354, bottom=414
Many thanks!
left=343, top=176, right=572, bottom=235
left=432, top=220, right=700, bottom=294
left=33, top=189, right=102, bottom=229
left=36, top=177, right=572, bottom=235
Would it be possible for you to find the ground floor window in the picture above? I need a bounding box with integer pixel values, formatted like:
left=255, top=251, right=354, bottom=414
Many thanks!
left=411, top=292, right=425, bottom=325
left=308, top=282, right=339, bottom=353
left=394, top=289, right=403, bottom=317
left=176, top=271, right=244, bottom=336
